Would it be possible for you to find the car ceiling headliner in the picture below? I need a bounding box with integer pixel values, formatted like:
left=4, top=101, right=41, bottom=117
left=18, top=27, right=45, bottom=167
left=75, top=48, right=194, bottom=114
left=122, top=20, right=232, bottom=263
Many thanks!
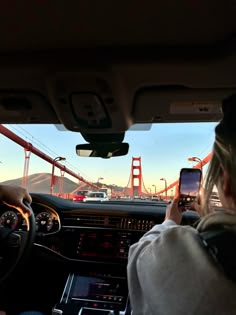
left=0, top=1, right=235, bottom=132
left=0, top=1, right=235, bottom=54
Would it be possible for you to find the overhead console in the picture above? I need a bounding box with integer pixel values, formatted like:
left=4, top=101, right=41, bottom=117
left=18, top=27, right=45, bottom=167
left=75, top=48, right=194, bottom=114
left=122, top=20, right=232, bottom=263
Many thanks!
left=47, top=73, right=132, bottom=134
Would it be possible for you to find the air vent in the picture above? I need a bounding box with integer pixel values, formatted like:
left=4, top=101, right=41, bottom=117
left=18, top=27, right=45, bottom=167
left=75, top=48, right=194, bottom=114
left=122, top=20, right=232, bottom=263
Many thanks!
left=63, top=214, right=155, bottom=231
left=63, top=214, right=105, bottom=227
left=109, top=216, right=155, bottom=231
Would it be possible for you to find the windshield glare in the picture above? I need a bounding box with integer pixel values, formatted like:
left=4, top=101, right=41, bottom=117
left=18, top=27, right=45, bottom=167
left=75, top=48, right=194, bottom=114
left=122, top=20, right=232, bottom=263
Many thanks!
left=0, top=122, right=218, bottom=202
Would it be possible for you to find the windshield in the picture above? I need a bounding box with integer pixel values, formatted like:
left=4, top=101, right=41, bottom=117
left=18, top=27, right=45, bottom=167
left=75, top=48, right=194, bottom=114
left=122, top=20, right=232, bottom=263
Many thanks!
left=0, top=122, right=217, bottom=201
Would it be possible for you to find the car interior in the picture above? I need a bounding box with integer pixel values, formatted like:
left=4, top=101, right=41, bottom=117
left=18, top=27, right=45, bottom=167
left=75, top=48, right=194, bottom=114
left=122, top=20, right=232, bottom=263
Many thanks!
left=0, top=1, right=236, bottom=315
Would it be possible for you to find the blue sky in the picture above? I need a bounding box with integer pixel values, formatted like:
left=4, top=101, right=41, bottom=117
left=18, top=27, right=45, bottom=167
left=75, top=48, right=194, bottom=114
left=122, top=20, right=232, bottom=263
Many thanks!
left=0, top=122, right=217, bottom=192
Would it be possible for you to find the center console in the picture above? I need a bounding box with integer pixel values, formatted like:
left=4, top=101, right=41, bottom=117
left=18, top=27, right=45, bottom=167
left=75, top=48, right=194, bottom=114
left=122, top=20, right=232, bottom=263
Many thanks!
left=52, top=271, right=130, bottom=315
left=50, top=226, right=140, bottom=314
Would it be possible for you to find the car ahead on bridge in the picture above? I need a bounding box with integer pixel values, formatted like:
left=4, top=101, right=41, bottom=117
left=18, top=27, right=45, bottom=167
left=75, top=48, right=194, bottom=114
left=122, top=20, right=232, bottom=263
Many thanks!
left=72, top=190, right=89, bottom=202
left=151, top=195, right=159, bottom=201
left=83, top=191, right=109, bottom=202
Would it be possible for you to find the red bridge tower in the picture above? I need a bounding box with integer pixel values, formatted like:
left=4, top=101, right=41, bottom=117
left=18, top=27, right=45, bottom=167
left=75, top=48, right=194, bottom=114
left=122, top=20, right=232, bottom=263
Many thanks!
left=131, top=157, right=142, bottom=197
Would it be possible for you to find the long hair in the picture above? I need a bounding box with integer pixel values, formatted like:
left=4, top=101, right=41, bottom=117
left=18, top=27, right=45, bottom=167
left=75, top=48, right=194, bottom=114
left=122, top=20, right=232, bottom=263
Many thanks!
left=203, top=95, right=236, bottom=214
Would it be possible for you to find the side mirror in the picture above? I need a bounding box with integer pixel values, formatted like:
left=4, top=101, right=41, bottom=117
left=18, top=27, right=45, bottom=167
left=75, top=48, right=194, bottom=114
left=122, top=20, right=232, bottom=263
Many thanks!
left=76, top=142, right=129, bottom=158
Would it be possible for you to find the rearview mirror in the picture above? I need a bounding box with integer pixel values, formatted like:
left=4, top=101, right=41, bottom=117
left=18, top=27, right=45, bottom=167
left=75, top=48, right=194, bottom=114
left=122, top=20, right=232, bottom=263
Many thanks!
left=76, top=143, right=129, bottom=158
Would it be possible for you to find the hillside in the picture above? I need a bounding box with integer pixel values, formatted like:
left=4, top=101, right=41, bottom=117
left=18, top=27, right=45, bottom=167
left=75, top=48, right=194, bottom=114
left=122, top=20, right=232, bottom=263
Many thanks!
left=0, top=173, right=125, bottom=195
left=0, top=173, right=78, bottom=194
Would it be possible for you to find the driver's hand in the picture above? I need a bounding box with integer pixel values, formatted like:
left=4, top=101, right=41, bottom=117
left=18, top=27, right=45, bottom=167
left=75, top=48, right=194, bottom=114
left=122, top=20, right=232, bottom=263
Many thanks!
left=0, top=184, right=32, bottom=216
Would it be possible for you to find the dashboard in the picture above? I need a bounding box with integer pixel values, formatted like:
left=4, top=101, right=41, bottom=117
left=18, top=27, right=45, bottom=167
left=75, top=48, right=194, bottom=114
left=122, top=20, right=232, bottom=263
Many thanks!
left=1, top=193, right=200, bottom=314
left=0, top=193, right=200, bottom=263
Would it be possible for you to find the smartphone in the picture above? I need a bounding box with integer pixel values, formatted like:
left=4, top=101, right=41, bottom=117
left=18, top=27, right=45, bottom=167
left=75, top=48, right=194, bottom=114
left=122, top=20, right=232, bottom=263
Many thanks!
left=179, top=168, right=202, bottom=208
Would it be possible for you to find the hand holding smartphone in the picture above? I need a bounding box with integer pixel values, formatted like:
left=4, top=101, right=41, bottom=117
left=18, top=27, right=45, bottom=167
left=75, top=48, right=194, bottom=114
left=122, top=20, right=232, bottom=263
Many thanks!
left=178, top=168, right=202, bottom=210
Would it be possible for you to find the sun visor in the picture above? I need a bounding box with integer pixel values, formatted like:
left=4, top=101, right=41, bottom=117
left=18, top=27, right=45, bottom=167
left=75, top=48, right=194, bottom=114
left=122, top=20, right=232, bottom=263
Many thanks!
left=133, top=87, right=236, bottom=123
left=0, top=90, right=59, bottom=123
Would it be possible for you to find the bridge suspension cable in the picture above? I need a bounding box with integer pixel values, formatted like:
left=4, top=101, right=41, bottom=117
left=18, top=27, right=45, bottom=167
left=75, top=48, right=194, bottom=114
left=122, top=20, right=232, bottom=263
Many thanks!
left=0, top=124, right=98, bottom=190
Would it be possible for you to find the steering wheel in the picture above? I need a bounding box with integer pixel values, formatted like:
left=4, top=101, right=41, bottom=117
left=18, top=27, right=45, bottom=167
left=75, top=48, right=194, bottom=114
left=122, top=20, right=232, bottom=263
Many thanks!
left=0, top=201, right=36, bottom=282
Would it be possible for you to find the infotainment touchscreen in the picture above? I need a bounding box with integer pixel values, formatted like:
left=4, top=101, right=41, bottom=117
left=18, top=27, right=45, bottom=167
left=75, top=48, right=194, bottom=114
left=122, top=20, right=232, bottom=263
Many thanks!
left=69, top=275, right=127, bottom=307
left=76, top=230, right=132, bottom=259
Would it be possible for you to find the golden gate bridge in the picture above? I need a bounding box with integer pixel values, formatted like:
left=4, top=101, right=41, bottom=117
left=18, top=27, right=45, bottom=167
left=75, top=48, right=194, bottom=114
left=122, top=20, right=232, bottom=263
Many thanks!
left=122, top=155, right=212, bottom=199
left=0, top=125, right=212, bottom=199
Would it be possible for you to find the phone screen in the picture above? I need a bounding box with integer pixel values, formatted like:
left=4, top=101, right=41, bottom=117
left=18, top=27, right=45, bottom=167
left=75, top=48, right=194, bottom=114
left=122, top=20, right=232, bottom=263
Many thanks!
left=179, top=168, right=202, bottom=208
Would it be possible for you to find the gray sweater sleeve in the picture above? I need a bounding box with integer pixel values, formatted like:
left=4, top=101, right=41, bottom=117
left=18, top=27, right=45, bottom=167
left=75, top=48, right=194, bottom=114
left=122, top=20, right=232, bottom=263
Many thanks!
left=127, top=220, right=177, bottom=315
left=127, top=219, right=236, bottom=315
